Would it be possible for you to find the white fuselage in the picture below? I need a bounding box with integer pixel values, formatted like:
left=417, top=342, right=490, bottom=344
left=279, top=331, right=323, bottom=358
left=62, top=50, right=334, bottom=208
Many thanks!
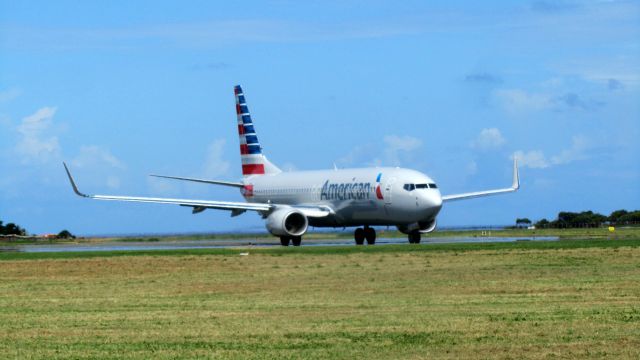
left=242, top=167, right=443, bottom=228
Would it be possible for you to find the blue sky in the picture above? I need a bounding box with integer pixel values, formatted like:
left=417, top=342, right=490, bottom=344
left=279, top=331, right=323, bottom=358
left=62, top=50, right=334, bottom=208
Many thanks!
left=1, top=1, right=639, bottom=235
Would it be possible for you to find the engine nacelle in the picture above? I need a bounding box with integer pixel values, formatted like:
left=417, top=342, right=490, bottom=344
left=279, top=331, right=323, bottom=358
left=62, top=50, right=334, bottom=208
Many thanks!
left=265, top=208, right=308, bottom=237
left=397, top=219, right=437, bottom=234
left=418, top=219, right=437, bottom=233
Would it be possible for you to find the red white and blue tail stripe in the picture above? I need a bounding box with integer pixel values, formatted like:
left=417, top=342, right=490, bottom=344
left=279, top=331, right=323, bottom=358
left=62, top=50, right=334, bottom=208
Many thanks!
left=234, top=85, right=281, bottom=177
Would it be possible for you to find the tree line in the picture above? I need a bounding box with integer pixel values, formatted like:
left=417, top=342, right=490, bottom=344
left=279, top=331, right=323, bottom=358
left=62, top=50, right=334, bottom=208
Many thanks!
left=0, top=221, right=27, bottom=236
left=0, top=219, right=75, bottom=239
left=527, top=209, right=640, bottom=229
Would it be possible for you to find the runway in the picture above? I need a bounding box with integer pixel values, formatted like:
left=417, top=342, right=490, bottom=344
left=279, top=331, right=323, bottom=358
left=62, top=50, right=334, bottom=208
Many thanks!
left=2, top=236, right=558, bottom=253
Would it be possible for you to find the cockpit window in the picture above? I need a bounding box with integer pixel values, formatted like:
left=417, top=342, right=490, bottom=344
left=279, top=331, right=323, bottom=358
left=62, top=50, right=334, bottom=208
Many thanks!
left=403, top=184, right=415, bottom=191
left=406, top=183, right=437, bottom=191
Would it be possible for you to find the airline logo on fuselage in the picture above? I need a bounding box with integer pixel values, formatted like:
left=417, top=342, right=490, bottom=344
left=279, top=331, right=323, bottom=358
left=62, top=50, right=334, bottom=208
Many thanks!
left=375, top=173, right=384, bottom=200
left=320, top=180, right=372, bottom=201
left=320, top=173, right=384, bottom=201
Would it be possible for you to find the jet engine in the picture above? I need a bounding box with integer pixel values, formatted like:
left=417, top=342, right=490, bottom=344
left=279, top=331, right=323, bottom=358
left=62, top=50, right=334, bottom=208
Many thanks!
left=397, top=219, right=437, bottom=234
left=265, top=208, right=308, bottom=237
left=418, top=219, right=437, bottom=233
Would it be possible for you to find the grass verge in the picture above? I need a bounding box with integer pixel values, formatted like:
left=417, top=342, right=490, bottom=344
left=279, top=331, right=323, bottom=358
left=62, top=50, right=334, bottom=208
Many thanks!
left=1, top=237, right=640, bottom=261
left=1, top=238, right=639, bottom=359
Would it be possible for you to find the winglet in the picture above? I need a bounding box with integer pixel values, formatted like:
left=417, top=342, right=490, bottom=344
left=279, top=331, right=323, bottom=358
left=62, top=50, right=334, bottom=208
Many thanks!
left=63, top=162, right=89, bottom=198
left=512, top=158, right=520, bottom=190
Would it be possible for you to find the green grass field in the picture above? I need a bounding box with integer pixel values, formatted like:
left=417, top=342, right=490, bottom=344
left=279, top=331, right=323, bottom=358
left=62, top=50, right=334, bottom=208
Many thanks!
left=3, top=225, right=638, bottom=246
left=1, top=239, right=639, bottom=359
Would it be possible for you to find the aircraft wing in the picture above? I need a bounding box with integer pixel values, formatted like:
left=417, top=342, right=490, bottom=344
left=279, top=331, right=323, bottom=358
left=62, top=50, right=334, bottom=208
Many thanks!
left=442, top=159, right=519, bottom=202
left=64, top=163, right=331, bottom=217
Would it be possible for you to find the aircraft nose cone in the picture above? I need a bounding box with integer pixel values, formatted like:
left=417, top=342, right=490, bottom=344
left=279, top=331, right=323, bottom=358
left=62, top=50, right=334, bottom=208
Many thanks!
left=433, top=192, right=442, bottom=208
left=419, top=191, right=442, bottom=217
left=425, top=192, right=442, bottom=209
left=432, top=193, right=443, bottom=208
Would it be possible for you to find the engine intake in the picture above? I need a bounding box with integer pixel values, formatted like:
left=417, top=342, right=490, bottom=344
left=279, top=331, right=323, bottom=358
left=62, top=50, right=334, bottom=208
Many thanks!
left=418, top=219, right=437, bottom=233
left=266, top=208, right=308, bottom=237
left=397, top=219, right=437, bottom=234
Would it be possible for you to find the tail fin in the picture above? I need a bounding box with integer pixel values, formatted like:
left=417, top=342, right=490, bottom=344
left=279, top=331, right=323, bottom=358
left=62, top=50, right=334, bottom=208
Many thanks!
left=234, top=85, right=281, bottom=177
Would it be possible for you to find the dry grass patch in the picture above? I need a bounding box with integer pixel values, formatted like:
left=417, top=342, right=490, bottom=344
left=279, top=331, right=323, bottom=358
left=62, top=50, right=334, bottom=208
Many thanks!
left=1, top=246, right=639, bottom=359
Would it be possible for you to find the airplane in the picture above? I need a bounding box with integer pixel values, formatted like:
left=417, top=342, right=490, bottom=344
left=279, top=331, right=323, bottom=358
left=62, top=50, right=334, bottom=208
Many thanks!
left=64, top=85, right=519, bottom=246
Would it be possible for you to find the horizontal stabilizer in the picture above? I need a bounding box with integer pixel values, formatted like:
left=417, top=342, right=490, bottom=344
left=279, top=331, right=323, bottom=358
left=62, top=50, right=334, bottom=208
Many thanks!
left=150, top=174, right=244, bottom=188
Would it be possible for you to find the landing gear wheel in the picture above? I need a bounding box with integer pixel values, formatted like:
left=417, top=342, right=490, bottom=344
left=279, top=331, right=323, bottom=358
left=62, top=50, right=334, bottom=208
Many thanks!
left=364, top=227, right=376, bottom=245
left=408, top=232, right=421, bottom=244
left=354, top=228, right=365, bottom=245
left=292, top=236, right=302, bottom=246
left=280, top=237, right=291, bottom=246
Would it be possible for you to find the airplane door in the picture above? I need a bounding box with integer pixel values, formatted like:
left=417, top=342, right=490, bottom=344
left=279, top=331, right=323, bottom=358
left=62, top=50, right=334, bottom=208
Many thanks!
left=384, top=177, right=395, bottom=205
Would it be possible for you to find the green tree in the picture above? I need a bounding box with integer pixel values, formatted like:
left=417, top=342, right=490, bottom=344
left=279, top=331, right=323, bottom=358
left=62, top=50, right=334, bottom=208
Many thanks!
left=609, top=209, right=629, bottom=223
left=617, top=211, right=640, bottom=224
left=1, top=222, right=26, bottom=236
left=515, top=218, right=532, bottom=228
left=553, top=211, right=607, bottom=228
left=56, top=230, right=76, bottom=239
left=535, top=218, right=550, bottom=228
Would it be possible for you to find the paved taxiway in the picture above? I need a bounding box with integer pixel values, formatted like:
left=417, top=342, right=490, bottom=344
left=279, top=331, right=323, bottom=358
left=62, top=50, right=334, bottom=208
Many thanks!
left=2, top=236, right=558, bottom=253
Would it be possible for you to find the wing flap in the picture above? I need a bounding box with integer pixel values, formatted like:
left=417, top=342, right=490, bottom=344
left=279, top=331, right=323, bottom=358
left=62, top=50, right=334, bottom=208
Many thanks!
left=90, top=194, right=271, bottom=212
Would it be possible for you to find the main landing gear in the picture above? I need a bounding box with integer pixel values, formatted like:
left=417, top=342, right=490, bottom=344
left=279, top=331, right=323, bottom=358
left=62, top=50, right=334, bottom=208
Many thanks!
left=408, top=231, right=421, bottom=244
left=280, top=236, right=302, bottom=246
left=354, top=226, right=376, bottom=245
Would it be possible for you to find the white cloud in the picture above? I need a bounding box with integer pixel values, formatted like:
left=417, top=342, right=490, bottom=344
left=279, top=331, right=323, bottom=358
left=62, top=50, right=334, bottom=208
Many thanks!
left=550, top=135, right=589, bottom=165
left=71, top=145, right=123, bottom=169
left=70, top=145, right=124, bottom=189
left=471, top=128, right=506, bottom=150
left=493, top=89, right=551, bottom=114
left=512, top=150, right=550, bottom=169
left=494, top=87, right=606, bottom=114
left=146, top=176, right=178, bottom=196
left=0, top=114, right=11, bottom=127
left=0, top=88, right=21, bottom=103
left=15, top=107, right=61, bottom=164
left=106, top=176, right=121, bottom=189
left=541, top=76, right=565, bottom=88
left=383, top=135, right=422, bottom=166
left=513, top=135, right=591, bottom=169
left=202, top=139, right=229, bottom=178
left=466, top=160, right=478, bottom=175
left=336, top=135, right=423, bottom=167
left=336, top=144, right=375, bottom=167
left=1, top=20, right=424, bottom=51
